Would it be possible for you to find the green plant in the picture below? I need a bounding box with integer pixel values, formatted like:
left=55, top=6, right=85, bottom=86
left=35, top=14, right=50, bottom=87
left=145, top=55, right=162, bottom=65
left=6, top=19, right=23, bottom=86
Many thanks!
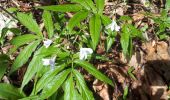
left=37, top=0, right=116, bottom=51
left=119, top=16, right=142, bottom=58
left=0, top=2, right=114, bottom=99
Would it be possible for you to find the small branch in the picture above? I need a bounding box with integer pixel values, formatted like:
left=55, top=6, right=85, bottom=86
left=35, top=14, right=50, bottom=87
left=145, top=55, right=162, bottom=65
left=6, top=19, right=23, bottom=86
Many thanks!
left=0, top=6, right=18, bottom=20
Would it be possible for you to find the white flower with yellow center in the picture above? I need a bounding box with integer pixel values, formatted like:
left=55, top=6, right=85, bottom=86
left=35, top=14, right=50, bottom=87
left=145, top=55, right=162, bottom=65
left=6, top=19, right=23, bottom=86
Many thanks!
left=79, top=48, right=93, bottom=60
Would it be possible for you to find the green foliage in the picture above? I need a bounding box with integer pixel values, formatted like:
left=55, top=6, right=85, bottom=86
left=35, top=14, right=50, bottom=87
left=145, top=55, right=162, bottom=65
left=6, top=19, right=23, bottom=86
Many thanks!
left=42, top=10, right=54, bottom=38
left=10, top=40, right=40, bottom=73
left=68, top=10, right=89, bottom=32
left=166, top=0, right=170, bottom=10
left=123, top=86, right=128, bottom=100
left=74, top=60, right=114, bottom=86
left=17, top=13, right=43, bottom=37
left=73, top=70, right=94, bottom=100
left=89, top=14, right=101, bottom=50
left=0, top=54, right=10, bottom=79
left=96, top=0, right=105, bottom=15
left=121, top=23, right=142, bottom=58
left=40, top=69, right=71, bottom=98
left=0, top=0, right=146, bottom=99
left=0, top=83, right=26, bottom=100
left=10, top=34, right=39, bottom=47
left=127, top=66, right=136, bottom=80
left=21, top=46, right=45, bottom=89
left=63, top=75, right=74, bottom=100
left=37, top=4, right=82, bottom=12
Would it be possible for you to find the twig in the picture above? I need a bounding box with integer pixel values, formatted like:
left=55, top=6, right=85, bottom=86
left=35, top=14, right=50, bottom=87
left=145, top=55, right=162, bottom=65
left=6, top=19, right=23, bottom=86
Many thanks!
left=0, top=6, right=18, bottom=20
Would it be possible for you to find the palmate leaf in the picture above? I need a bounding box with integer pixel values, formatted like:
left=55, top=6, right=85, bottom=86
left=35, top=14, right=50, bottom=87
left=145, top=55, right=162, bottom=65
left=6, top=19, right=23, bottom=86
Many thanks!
left=10, top=40, right=41, bottom=73
left=17, top=13, right=43, bottom=37
left=73, top=70, right=94, bottom=100
left=89, top=14, right=101, bottom=50
left=0, top=83, right=26, bottom=100
left=68, top=10, right=89, bottom=32
left=42, top=10, right=54, bottom=38
left=40, top=69, right=71, bottom=99
left=37, top=4, right=82, bottom=12
left=10, top=34, right=39, bottom=47
left=96, top=0, right=105, bottom=14
left=74, top=60, right=114, bottom=86
left=64, top=75, right=74, bottom=100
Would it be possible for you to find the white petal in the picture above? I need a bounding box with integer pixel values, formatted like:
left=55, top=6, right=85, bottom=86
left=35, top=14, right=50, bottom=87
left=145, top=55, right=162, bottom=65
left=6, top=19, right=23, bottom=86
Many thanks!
left=106, top=20, right=120, bottom=32
left=42, top=57, right=56, bottom=67
left=79, top=53, right=85, bottom=60
left=49, top=57, right=56, bottom=67
left=79, top=48, right=93, bottom=60
left=115, top=25, right=120, bottom=31
left=42, top=59, right=50, bottom=66
left=43, top=39, right=52, bottom=48
left=106, top=24, right=112, bottom=30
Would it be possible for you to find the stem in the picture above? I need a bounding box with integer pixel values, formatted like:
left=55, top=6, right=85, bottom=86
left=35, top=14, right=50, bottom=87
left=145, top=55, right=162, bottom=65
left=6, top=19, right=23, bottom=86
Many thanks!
left=0, top=6, right=18, bottom=20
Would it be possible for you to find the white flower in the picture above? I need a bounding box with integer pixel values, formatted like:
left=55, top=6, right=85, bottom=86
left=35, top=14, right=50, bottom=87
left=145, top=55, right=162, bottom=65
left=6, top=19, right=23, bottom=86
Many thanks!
left=42, top=57, right=56, bottom=67
left=106, top=20, right=120, bottom=32
left=43, top=39, right=52, bottom=48
left=79, top=48, right=93, bottom=60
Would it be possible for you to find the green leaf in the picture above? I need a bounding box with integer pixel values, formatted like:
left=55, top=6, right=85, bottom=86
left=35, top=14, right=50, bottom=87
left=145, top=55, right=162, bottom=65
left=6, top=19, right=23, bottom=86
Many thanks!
left=17, top=13, right=43, bottom=37
left=37, top=4, right=82, bottom=12
left=106, top=37, right=114, bottom=51
left=127, top=67, right=136, bottom=80
left=0, top=54, right=10, bottom=79
left=68, top=10, right=88, bottom=32
left=166, top=0, right=170, bottom=10
left=121, top=25, right=130, bottom=57
left=41, top=69, right=71, bottom=98
left=73, top=89, right=83, bottom=100
left=101, top=15, right=112, bottom=26
left=119, top=15, right=132, bottom=22
left=19, top=95, right=41, bottom=100
left=128, top=38, right=133, bottom=58
left=73, top=70, right=94, bottom=100
left=11, top=34, right=39, bottom=47
left=21, top=47, right=45, bottom=89
left=64, top=75, right=74, bottom=100
left=85, top=0, right=96, bottom=12
left=71, top=0, right=91, bottom=10
left=10, top=40, right=40, bottom=73
left=42, top=10, right=54, bottom=38
left=96, top=0, right=104, bottom=14
left=9, top=28, right=21, bottom=35
left=128, top=25, right=142, bottom=38
left=123, top=86, right=128, bottom=100
left=0, top=83, right=25, bottom=100
left=74, top=60, right=114, bottom=86
left=89, top=14, right=101, bottom=50
left=34, top=63, right=66, bottom=94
